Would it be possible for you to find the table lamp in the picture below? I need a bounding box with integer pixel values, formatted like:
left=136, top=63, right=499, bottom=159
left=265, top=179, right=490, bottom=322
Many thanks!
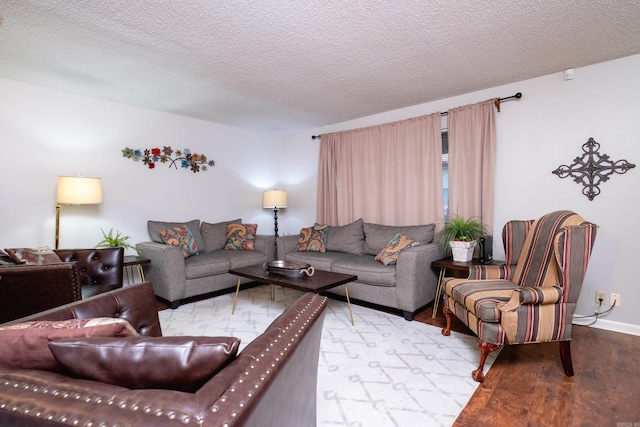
left=263, top=189, right=287, bottom=241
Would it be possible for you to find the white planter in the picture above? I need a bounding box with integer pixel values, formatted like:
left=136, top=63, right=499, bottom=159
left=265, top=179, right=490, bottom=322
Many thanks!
left=449, top=240, right=477, bottom=262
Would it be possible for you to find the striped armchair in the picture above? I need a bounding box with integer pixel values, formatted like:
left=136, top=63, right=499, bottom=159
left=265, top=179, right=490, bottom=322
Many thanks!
left=441, top=210, right=597, bottom=382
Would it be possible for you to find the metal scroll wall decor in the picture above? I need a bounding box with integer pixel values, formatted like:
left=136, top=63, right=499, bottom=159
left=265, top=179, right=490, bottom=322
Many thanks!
left=552, top=137, right=635, bottom=200
left=122, top=146, right=215, bottom=173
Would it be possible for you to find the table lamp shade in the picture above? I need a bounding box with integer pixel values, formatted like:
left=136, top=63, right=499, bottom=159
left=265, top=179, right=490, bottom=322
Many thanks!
left=263, top=190, right=287, bottom=209
left=57, top=176, right=103, bottom=205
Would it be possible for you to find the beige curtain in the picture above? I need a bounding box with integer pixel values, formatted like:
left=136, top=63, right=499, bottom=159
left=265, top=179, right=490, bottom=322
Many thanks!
left=317, top=113, right=443, bottom=226
left=447, top=99, right=497, bottom=231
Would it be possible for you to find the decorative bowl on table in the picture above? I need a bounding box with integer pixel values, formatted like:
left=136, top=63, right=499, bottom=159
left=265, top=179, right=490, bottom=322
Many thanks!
left=264, top=260, right=315, bottom=277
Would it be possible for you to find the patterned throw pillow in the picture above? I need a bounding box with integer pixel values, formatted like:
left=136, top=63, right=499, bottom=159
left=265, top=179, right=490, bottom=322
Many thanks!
left=160, top=225, right=199, bottom=258
left=0, top=318, right=139, bottom=372
left=297, top=224, right=328, bottom=252
left=224, top=223, right=257, bottom=251
left=375, top=232, right=420, bottom=265
left=4, top=246, right=62, bottom=265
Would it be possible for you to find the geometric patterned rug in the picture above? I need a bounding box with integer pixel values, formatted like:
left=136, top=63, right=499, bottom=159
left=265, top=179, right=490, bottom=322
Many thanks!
left=158, top=286, right=498, bottom=427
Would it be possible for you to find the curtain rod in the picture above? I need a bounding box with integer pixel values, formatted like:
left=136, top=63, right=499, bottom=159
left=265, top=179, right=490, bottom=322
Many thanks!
left=311, top=92, right=522, bottom=140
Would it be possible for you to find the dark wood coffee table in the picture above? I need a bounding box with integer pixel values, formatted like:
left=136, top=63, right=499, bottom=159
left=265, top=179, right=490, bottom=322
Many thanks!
left=229, top=264, right=358, bottom=325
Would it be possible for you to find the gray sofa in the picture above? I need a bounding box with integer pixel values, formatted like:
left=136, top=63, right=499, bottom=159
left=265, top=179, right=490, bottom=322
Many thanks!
left=277, top=219, right=443, bottom=320
left=137, top=219, right=275, bottom=308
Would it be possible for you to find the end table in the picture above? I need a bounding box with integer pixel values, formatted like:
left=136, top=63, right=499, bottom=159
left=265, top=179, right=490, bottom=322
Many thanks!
left=123, top=255, right=150, bottom=285
left=431, top=257, right=503, bottom=318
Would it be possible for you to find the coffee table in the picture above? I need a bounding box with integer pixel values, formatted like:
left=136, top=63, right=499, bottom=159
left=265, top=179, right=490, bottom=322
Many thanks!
left=229, top=264, right=357, bottom=325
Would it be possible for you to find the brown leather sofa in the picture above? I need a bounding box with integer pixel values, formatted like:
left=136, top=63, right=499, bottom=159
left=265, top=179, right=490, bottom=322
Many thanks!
left=0, top=248, right=124, bottom=323
left=0, top=282, right=328, bottom=426
left=0, top=262, right=82, bottom=323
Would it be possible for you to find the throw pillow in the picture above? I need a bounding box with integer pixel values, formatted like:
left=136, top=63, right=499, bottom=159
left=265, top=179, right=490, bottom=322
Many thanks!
left=364, top=222, right=435, bottom=255
left=375, top=232, right=421, bottom=265
left=0, top=318, right=139, bottom=372
left=297, top=224, right=328, bottom=252
left=201, top=218, right=242, bottom=252
left=148, top=219, right=206, bottom=253
left=49, top=336, right=240, bottom=392
left=224, top=223, right=257, bottom=250
left=160, top=225, right=199, bottom=258
left=4, top=246, right=62, bottom=265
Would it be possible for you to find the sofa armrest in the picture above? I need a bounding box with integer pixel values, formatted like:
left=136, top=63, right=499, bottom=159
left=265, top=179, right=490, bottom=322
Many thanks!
left=394, top=243, right=444, bottom=312
left=276, top=235, right=299, bottom=260
left=254, top=234, right=276, bottom=262
left=136, top=241, right=187, bottom=304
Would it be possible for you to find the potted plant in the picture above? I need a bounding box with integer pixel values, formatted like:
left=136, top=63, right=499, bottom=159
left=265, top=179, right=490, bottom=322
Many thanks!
left=95, top=228, right=141, bottom=255
left=437, top=216, right=488, bottom=262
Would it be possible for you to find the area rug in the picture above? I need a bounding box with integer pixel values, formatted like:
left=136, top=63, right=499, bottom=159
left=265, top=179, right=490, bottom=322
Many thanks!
left=158, top=286, right=498, bottom=427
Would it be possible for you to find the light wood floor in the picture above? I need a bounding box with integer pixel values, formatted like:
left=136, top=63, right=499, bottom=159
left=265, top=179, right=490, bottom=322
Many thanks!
left=415, top=306, right=640, bottom=426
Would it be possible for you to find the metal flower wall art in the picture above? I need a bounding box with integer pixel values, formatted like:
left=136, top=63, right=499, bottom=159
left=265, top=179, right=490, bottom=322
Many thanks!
left=122, top=146, right=215, bottom=173
left=552, top=137, right=635, bottom=200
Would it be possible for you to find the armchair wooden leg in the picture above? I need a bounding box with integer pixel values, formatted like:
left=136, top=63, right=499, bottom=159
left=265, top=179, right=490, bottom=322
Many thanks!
left=472, top=339, right=500, bottom=383
left=559, top=341, right=574, bottom=376
left=441, top=305, right=452, bottom=336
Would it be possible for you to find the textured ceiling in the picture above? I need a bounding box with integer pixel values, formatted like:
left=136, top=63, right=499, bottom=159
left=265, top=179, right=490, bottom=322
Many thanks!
left=1, top=1, right=640, bottom=135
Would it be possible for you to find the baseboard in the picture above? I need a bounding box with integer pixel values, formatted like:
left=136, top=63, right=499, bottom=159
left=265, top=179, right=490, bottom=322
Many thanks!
left=572, top=317, right=640, bottom=336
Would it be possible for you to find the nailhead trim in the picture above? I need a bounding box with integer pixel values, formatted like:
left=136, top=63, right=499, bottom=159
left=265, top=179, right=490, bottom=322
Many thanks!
left=0, top=377, right=202, bottom=425
left=208, top=294, right=328, bottom=425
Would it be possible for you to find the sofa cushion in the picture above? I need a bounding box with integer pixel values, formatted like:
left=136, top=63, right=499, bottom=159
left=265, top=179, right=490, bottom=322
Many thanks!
left=185, top=252, right=231, bottom=279
left=226, top=250, right=269, bottom=269
left=49, top=336, right=240, bottom=392
left=201, top=218, right=242, bottom=252
left=285, top=251, right=356, bottom=272
left=331, top=255, right=396, bottom=287
left=4, top=246, right=62, bottom=265
left=160, top=225, right=199, bottom=258
left=326, top=218, right=365, bottom=255
left=297, top=224, right=328, bottom=252
left=224, top=223, right=257, bottom=251
left=0, top=318, right=139, bottom=372
left=375, top=233, right=421, bottom=265
left=148, top=219, right=205, bottom=252
left=363, top=222, right=435, bottom=255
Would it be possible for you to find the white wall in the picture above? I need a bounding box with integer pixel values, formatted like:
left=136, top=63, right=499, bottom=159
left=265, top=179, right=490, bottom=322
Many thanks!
left=283, top=54, right=640, bottom=332
left=0, top=78, right=282, bottom=251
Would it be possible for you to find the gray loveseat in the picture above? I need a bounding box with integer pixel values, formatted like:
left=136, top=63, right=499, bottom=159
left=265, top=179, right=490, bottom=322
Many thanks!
left=277, top=219, right=443, bottom=320
left=137, top=219, right=275, bottom=308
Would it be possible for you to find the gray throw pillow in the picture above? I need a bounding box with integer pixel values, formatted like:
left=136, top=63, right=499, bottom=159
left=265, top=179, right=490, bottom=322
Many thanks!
left=148, top=219, right=205, bottom=252
left=201, top=219, right=242, bottom=252
left=326, top=218, right=365, bottom=255
left=363, top=222, right=435, bottom=255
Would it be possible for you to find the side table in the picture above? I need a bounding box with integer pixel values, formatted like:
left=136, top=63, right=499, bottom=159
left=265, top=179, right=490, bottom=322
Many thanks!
left=123, top=255, right=150, bottom=285
left=431, top=257, right=503, bottom=318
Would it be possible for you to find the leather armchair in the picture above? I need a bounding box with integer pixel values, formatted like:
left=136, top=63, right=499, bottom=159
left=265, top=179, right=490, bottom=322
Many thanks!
left=55, top=247, right=124, bottom=298
left=0, top=262, right=82, bottom=323
left=441, top=210, right=598, bottom=382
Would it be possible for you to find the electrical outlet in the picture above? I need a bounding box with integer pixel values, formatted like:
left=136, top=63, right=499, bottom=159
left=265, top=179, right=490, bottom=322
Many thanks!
left=610, top=293, right=621, bottom=307
left=595, top=291, right=606, bottom=304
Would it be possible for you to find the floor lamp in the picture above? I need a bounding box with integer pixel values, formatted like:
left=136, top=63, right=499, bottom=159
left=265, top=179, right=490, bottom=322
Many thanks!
left=55, top=175, right=104, bottom=249
left=263, top=189, right=287, bottom=243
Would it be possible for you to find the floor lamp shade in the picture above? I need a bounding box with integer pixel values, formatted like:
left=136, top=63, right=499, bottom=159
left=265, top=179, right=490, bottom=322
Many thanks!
left=57, top=176, right=104, bottom=205
left=55, top=176, right=103, bottom=249
left=262, top=190, right=287, bottom=209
